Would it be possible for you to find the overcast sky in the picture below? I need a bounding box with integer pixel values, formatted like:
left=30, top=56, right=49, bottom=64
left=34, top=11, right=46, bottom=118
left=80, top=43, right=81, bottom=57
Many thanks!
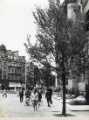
left=0, top=0, right=63, bottom=59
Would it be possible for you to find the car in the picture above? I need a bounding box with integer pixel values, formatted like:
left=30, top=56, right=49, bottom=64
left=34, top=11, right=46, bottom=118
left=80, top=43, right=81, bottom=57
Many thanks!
left=69, top=95, right=86, bottom=105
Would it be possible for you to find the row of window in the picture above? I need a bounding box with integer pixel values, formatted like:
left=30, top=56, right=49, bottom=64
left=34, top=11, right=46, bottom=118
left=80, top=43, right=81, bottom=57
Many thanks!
left=0, top=73, right=24, bottom=80
left=0, top=54, right=25, bottom=61
left=8, top=67, right=22, bottom=73
left=8, top=75, right=21, bottom=81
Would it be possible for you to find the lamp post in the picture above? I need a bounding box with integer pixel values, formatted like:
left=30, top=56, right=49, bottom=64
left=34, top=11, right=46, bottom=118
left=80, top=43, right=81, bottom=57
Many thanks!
left=1, top=61, right=3, bottom=80
left=25, top=62, right=27, bottom=91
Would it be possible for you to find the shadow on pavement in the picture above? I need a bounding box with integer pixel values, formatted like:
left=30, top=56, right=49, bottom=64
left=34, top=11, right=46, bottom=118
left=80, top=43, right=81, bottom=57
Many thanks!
left=53, top=113, right=75, bottom=117
left=52, top=111, right=60, bottom=112
left=72, top=110, right=89, bottom=112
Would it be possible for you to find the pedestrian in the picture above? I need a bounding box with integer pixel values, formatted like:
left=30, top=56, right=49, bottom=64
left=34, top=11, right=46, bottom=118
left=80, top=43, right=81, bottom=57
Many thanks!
left=19, top=88, right=24, bottom=103
left=31, top=89, right=39, bottom=111
left=45, top=87, right=53, bottom=107
left=38, top=89, right=42, bottom=106
left=49, top=87, right=53, bottom=104
left=2, top=89, right=7, bottom=98
left=25, top=88, right=31, bottom=106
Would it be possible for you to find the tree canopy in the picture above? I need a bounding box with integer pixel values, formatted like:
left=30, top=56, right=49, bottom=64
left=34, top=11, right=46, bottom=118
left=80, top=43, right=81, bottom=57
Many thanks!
left=25, top=0, right=88, bottom=115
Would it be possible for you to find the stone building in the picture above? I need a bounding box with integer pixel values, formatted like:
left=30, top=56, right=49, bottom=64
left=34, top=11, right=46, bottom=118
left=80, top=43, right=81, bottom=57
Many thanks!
left=0, top=48, right=25, bottom=90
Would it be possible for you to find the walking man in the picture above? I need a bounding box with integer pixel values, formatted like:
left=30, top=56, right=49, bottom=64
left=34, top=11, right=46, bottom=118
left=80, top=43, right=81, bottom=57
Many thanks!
left=19, top=88, right=24, bottom=103
left=45, top=87, right=53, bottom=107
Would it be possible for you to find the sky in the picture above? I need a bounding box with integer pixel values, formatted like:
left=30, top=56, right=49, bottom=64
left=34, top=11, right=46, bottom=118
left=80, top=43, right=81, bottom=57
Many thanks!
left=0, top=0, right=63, bottom=60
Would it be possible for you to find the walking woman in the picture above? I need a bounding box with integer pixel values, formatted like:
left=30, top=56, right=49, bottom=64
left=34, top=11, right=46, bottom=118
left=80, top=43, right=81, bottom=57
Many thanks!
left=31, top=89, right=39, bottom=111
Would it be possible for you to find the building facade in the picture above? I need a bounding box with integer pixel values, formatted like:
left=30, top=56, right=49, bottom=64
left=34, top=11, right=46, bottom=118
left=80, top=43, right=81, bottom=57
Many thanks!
left=0, top=49, right=25, bottom=90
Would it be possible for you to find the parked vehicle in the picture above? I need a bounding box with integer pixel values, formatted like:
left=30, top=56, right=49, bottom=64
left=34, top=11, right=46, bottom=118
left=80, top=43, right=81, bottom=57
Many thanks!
left=69, top=95, right=86, bottom=105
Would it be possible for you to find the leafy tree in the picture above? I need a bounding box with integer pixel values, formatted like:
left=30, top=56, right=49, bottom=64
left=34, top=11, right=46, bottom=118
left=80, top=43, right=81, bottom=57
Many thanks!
left=25, top=0, right=88, bottom=115
left=0, top=44, right=7, bottom=59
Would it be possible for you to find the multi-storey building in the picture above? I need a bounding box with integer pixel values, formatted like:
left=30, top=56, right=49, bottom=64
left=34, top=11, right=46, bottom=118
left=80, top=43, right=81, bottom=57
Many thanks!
left=0, top=48, right=25, bottom=90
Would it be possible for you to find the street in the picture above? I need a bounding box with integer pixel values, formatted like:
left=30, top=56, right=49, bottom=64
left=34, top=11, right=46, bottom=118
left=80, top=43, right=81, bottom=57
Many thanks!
left=0, top=93, right=89, bottom=120
left=0, top=93, right=62, bottom=117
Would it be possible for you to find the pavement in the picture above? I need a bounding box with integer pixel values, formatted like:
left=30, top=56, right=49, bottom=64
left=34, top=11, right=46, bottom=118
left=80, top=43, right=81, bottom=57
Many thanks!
left=0, top=93, right=89, bottom=120
left=53, top=94, right=89, bottom=111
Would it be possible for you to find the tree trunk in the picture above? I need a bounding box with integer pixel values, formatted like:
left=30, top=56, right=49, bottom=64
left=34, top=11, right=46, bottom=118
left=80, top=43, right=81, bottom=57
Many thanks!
left=62, top=72, right=66, bottom=115
left=61, top=55, right=66, bottom=116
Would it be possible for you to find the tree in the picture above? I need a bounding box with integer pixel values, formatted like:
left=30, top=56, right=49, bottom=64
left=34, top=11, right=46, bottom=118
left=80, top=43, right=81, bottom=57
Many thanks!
left=24, top=33, right=55, bottom=87
left=0, top=44, right=7, bottom=53
left=0, top=44, right=7, bottom=59
left=25, top=0, right=88, bottom=115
